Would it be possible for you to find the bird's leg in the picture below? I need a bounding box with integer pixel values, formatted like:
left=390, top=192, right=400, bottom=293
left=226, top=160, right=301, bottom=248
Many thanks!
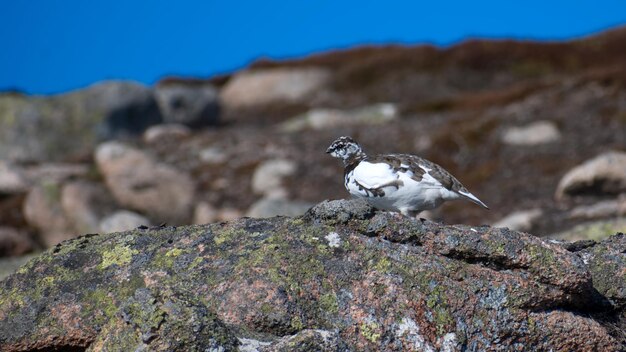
left=354, top=180, right=385, bottom=197
left=354, top=179, right=404, bottom=198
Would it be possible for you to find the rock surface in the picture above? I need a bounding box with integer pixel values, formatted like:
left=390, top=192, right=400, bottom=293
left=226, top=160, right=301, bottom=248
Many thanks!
left=556, top=151, right=626, bottom=200
left=1, top=199, right=624, bottom=351
left=95, top=141, right=196, bottom=224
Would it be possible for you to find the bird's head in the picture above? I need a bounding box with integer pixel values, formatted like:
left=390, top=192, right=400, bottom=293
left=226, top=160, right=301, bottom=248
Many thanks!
left=326, top=136, right=364, bottom=163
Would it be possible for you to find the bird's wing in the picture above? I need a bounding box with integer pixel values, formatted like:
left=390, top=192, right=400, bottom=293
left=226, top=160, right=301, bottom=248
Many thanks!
left=351, top=161, right=399, bottom=189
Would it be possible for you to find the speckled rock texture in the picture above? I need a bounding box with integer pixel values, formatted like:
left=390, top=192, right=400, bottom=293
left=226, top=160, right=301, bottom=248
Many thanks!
left=0, top=199, right=624, bottom=351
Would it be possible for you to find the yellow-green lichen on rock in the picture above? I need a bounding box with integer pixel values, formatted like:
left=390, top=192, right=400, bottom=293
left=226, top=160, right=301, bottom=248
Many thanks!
left=99, top=245, right=139, bottom=269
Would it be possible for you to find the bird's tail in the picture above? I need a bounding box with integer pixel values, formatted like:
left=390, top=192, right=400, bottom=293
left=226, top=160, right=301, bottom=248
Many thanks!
left=458, top=189, right=489, bottom=209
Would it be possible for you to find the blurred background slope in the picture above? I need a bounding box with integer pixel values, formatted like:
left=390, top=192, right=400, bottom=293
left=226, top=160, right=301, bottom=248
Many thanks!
left=0, top=1, right=625, bottom=264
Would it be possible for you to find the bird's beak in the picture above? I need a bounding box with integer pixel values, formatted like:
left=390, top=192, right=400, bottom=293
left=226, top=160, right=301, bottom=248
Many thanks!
left=326, top=147, right=332, bottom=154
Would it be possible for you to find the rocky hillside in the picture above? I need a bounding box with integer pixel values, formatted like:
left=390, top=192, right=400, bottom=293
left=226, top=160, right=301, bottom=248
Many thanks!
left=1, top=200, right=625, bottom=351
left=0, top=26, right=625, bottom=259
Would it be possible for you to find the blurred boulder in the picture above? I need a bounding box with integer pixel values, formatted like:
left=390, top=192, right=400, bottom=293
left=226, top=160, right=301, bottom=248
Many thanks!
left=0, top=227, right=35, bottom=257
left=95, top=141, right=196, bottom=224
left=143, top=123, right=191, bottom=144
left=568, top=198, right=626, bottom=220
left=61, top=180, right=117, bottom=234
left=551, top=218, right=626, bottom=242
left=501, top=120, right=561, bottom=146
left=220, top=68, right=331, bottom=110
left=492, top=208, right=543, bottom=232
left=155, top=81, right=220, bottom=127
left=556, top=151, right=626, bottom=200
left=23, top=182, right=74, bottom=247
left=0, top=161, right=28, bottom=194
left=280, top=103, right=397, bottom=132
left=0, top=81, right=162, bottom=162
left=193, top=202, right=218, bottom=224
left=251, top=159, right=297, bottom=199
left=99, top=210, right=151, bottom=233
left=246, top=197, right=313, bottom=218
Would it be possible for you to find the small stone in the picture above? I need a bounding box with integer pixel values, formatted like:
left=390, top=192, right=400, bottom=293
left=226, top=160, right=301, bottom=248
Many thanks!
left=501, top=120, right=561, bottom=146
left=216, top=208, right=243, bottom=222
left=492, top=208, right=543, bottom=232
left=198, top=147, right=227, bottom=164
left=251, top=159, right=297, bottom=199
left=143, top=124, right=191, bottom=144
left=193, top=202, right=219, bottom=225
left=100, top=210, right=151, bottom=233
left=556, top=151, right=626, bottom=200
left=568, top=198, right=626, bottom=220
left=0, top=161, right=28, bottom=194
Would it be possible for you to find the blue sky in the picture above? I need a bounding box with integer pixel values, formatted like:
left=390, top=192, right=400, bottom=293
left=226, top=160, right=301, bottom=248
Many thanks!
left=1, top=1, right=626, bottom=94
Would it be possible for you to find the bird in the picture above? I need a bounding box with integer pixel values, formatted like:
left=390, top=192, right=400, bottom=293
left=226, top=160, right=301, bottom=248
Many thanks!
left=326, top=136, right=488, bottom=217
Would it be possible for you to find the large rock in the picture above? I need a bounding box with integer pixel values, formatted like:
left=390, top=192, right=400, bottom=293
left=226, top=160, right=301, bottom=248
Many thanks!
left=551, top=218, right=626, bottom=242
left=1, top=199, right=623, bottom=351
left=0, top=81, right=162, bottom=162
left=22, top=182, right=75, bottom=247
left=95, top=141, right=195, bottom=224
left=220, top=68, right=331, bottom=110
left=556, top=151, right=626, bottom=200
left=0, top=227, right=35, bottom=257
left=61, top=180, right=117, bottom=234
left=154, top=81, right=220, bottom=127
left=568, top=198, right=626, bottom=220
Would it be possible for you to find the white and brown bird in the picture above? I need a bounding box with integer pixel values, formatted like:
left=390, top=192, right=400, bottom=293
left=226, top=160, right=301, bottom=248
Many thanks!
left=327, top=136, right=488, bottom=217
